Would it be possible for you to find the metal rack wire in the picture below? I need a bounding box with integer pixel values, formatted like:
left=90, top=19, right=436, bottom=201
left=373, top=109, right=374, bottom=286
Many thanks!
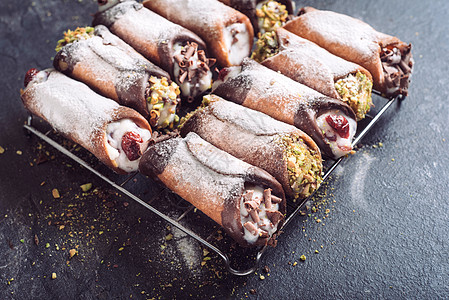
left=23, top=91, right=401, bottom=276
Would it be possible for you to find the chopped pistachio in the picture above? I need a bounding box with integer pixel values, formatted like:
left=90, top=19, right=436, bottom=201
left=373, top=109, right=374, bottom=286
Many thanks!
left=256, top=0, right=289, bottom=34
left=335, top=71, right=373, bottom=120
left=300, top=255, right=306, bottom=261
left=52, top=188, right=60, bottom=199
left=0, top=146, right=5, bottom=154
left=251, top=31, right=279, bottom=63
left=80, top=183, right=92, bottom=192
left=55, top=27, right=94, bottom=52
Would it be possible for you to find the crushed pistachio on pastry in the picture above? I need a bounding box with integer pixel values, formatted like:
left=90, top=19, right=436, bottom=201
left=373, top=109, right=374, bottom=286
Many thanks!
left=251, top=31, right=279, bottom=62
left=279, top=135, right=322, bottom=199
left=146, top=76, right=181, bottom=130
left=335, top=71, right=373, bottom=120
left=55, top=27, right=95, bottom=52
left=256, top=0, right=289, bottom=34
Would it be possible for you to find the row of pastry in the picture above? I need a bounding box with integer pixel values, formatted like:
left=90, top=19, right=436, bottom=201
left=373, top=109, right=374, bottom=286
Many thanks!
left=20, top=0, right=413, bottom=248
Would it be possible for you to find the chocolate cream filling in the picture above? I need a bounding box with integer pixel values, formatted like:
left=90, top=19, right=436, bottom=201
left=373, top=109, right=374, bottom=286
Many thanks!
left=380, top=43, right=413, bottom=97
left=173, top=42, right=215, bottom=102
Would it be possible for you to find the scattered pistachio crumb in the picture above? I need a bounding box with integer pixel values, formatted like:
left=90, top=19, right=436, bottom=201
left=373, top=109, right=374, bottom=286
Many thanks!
left=165, top=234, right=173, bottom=241
left=51, top=273, right=57, bottom=280
left=45, top=243, right=50, bottom=248
left=20, top=239, right=25, bottom=243
left=52, top=189, right=60, bottom=199
left=292, top=261, right=297, bottom=266
left=80, top=183, right=92, bottom=192
left=259, top=275, right=265, bottom=280
left=0, top=146, right=5, bottom=154
left=300, top=255, right=306, bottom=261
left=16, top=150, right=23, bottom=155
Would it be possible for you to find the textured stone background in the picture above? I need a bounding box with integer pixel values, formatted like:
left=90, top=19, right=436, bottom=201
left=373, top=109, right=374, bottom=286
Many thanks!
left=0, top=0, right=448, bottom=299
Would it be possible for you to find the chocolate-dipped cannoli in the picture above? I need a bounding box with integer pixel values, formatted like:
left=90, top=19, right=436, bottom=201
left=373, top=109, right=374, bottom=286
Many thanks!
left=142, top=0, right=254, bottom=67
left=212, top=59, right=357, bottom=159
left=283, top=7, right=413, bottom=98
left=219, top=0, right=295, bottom=34
left=93, top=0, right=215, bottom=102
left=20, top=68, right=152, bottom=174
left=252, top=27, right=373, bottom=120
left=180, top=95, right=322, bottom=200
left=139, top=132, right=286, bottom=247
left=54, top=25, right=181, bottom=130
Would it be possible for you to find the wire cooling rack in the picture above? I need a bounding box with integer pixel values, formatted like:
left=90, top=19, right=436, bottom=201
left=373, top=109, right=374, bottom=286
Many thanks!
left=23, top=91, right=402, bottom=276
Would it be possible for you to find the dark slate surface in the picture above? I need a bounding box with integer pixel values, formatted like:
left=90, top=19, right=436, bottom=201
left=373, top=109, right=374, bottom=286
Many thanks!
left=1, top=0, right=448, bottom=299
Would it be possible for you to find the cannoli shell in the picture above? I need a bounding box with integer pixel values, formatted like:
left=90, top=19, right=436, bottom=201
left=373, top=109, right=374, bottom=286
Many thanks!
left=20, top=69, right=151, bottom=174
left=54, top=25, right=170, bottom=120
left=283, top=7, right=412, bottom=96
left=218, top=0, right=295, bottom=33
left=143, top=0, right=254, bottom=67
left=180, top=95, right=321, bottom=198
left=139, top=132, right=286, bottom=247
left=92, top=0, right=208, bottom=79
left=213, top=58, right=356, bottom=158
left=261, top=27, right=372, bottom=100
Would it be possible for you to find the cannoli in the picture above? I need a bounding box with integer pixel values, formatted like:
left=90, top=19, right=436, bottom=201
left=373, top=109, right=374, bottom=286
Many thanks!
left=180, top=95, right=322, bottom=200
left=142, top=0, right=254, bottom=67
left=212, top=58, right=357, bottom=159
left=139, top=132, right=286, bottom=247
left=219, top=0, right=295, bottom=34
left=93, top=0, right=215, bottom=102
left=54, top=25, right=181, bottom=130
left=20, top=68, right=152, bottom=174
left=252, top=27, right=373, bottom=120
left=283, top=7, right=413, bottom=98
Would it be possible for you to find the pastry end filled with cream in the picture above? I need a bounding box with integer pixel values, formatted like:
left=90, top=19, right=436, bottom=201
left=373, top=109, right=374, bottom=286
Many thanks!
left=316, top=110, right=356, bottom=158
left=106, top=119, right=152, bottom=173
left=173, top=42, right=215, bottom=101
left=223, top=23, right=252, bottom=66
left=240, top=185, right=284, bottom=245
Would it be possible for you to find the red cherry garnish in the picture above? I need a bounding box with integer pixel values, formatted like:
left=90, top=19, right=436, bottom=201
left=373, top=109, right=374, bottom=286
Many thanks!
left=217, top=68, right=230, bottom=81
left=121, top=131, right=143, bottom=161
left=325, top=114, right=350, bottom=139
left=24, top=68, right=39, bottom=87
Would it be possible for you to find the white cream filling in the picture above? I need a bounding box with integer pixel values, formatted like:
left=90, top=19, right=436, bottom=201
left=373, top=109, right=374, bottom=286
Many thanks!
left=172, top=43, right=213, bottom=98
left=27, top=70, right=49, bottom=88
left=316, top=110, right=356, bottom=158
left=97, top=0, right=120, bottom=12
left=223, top=23, right=251, bottom=66
left=148, top=101, right=177, bottom=127
left=105, top=118, right=152, bottom=172
left=240, top=185, right=280, bottom=245
left=211, top=66, right=242, bottom=91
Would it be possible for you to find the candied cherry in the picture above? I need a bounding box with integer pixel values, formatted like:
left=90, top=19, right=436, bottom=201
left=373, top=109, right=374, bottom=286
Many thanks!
left=24, top=68, right=39, bottom=87
left=217, top=68, right=230, bottom=81
left=121, top=131, right=143, bottom=161
left=325, top=114, right=350, bottom=139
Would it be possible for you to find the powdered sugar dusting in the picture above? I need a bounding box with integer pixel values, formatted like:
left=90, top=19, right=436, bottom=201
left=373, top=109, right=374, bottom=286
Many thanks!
left=24, top=69, right=119, bottom=149
left=163, top=133, right=248, bottom=207
left=280, top=30, right=363, bottom=78
left=234, top=59, right=324, bottom=115
left=208, top=97, right=296, bottom=135
left=293, top=9, right=379, bottom=62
